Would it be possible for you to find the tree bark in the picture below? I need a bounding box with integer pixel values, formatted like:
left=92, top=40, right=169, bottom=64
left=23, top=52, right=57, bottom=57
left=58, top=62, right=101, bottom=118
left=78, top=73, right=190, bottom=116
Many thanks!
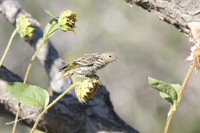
left=0, top=0, right=138, bottom=133
left=125, top=0, right=200, bottom=38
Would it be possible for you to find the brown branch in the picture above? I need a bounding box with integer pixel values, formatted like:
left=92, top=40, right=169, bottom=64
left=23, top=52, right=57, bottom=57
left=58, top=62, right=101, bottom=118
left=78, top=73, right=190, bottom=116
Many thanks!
left=0, top=0, right=138, bottom=133
left=125, top=0, right=200, bottom=37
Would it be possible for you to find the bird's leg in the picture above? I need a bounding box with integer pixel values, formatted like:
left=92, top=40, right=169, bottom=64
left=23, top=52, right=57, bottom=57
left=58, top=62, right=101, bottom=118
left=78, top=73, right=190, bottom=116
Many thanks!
left=85, top=76, right=93, bottom=82
left=79, top=75, right=93, bottom=82
left=87, top=74, right=99, bottom=81
left=80, top=74, right=99, bottom=85
left=87, top=74, right=100, bottom=88
left=91, top=74, right=99, bottom=80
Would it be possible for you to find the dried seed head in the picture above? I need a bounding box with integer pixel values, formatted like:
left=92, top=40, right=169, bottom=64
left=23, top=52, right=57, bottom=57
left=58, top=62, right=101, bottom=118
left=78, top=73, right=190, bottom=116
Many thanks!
left=187, top=21, right=200, bottom=44
left=187, top=43, right=200, bottom=71
left=16, top=16, right=34, bottom=39
left=58, top=10, right=77, bottom=34
left=75, top=78, right=101, bottom=103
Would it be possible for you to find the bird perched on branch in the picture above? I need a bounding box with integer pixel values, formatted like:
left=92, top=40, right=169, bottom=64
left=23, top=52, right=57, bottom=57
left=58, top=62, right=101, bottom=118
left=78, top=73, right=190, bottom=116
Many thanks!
left=59, top=51, right=118, bottom=80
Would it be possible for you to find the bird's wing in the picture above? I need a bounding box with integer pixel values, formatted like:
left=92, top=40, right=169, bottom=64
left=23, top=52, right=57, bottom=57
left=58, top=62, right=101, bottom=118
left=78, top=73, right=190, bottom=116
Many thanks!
left=58, top=62, right=80, bottom=80
left=75, top=54, right=99, bottom=67
left=60, top=53, right=100, bottom=71
left=60, top=63, right=79, bottom=71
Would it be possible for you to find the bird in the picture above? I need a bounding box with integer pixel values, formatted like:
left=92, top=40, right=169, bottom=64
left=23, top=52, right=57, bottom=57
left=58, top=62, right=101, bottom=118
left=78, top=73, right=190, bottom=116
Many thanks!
left=59, top=51, right=119, bottom=80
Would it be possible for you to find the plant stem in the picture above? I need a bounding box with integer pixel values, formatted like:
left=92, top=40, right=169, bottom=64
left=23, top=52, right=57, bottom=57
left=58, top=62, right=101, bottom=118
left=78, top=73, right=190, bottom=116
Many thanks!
left=3, top=28, right=19, bottom=133
left=12, top=103, right=21, bottom=133
left=164, top=104, right=176, bottom=133
left=178, top=64, right=194, bottom=103
left=24, top=21, right=57, bottom=83
left=164, top=107, right=175, bottom=133
left=30, top=82, right=81, bottom=133
left=12, top=21, right=57, bottom=133
left=0, top=28, right=19, bottom=67
left=163, top=64, right=194, bottom=133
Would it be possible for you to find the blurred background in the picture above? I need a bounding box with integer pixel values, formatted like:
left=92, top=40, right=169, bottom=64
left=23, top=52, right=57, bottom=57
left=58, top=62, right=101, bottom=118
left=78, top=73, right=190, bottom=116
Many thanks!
left=0, top=0, right=200, bottom=133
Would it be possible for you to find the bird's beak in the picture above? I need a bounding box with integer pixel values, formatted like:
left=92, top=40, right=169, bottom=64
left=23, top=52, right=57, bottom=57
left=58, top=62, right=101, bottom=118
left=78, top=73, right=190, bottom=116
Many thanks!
left=114, top=57, right=119, bottom=61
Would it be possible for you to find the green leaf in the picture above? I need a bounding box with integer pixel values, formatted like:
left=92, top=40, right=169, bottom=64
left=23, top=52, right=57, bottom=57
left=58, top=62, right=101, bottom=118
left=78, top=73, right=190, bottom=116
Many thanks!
left=45, top=9, right=56, bottom=18
left=170, top=84, right=181, bottom=94
left=159, top=84, right=181, bottom=105
left=2, top=82, right=49, bottom=108
left=43, top=18, right=59, bottom=39
left=160, top=92, right=173, bottom=105
left=148, top=77, right=178, bottom=103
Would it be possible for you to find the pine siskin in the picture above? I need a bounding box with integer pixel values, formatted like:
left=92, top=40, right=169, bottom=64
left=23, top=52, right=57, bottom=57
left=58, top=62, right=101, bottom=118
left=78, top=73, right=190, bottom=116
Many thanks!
left=59, top=51, right=118, bottom=80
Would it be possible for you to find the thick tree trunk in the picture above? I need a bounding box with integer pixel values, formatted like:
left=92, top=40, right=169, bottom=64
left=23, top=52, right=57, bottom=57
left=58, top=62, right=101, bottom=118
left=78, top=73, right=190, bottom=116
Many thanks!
left=0, top=0, right=138, bottom=133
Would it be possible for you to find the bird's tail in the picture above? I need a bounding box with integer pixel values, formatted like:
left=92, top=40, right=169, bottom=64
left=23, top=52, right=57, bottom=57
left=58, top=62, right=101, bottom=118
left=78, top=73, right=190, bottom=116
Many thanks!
left=58, top=71, right=69, bottom=80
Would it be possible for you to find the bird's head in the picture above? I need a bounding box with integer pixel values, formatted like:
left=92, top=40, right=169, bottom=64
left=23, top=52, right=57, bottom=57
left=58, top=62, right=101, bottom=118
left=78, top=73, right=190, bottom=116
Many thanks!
left=101, top=51, right=119, bottom=64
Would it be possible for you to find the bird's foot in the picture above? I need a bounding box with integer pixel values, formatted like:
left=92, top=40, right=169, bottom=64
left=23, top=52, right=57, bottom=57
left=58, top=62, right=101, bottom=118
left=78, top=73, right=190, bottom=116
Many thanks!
left=82, top=75, right=98, bottom=86
left=89, top=74, right=99, bottom=80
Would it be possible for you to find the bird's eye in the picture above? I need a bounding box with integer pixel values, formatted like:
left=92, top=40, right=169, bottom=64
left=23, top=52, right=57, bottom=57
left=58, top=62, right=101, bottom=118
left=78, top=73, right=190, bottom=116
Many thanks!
left=109, top=55, right=112, bottom=58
